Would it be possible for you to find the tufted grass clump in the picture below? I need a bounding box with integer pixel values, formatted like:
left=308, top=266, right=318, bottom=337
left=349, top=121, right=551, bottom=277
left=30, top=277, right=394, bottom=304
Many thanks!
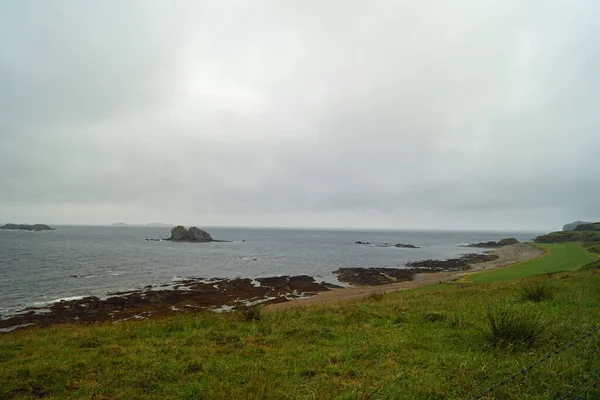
left=520, top=282, right=553, bottom=302
left=240, top=306, right=261, bottom=322
left=481, top=307, right=546, bottom=349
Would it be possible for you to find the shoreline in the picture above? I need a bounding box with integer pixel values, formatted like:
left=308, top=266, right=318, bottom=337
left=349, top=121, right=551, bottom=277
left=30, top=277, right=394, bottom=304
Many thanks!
left=264, top=243, right=543, bottom=311
left=0, top=244, right=542, bottom=332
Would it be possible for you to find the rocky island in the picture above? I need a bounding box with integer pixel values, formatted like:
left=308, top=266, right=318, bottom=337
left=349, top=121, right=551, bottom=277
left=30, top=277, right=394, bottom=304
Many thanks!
left=166, top=226, right=222, bottom=242
left=0, top=223, right=54, bottom=231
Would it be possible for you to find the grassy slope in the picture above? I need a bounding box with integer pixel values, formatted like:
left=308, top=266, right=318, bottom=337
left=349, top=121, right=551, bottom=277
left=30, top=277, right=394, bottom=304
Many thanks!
left=2, top=268, right=600, bottom=399
left=466, top=242, right=598, bottom=283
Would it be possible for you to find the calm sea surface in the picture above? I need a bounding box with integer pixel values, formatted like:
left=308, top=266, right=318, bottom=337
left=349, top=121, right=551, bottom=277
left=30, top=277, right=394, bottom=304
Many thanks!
left=0, top=226, right=541, bottom=317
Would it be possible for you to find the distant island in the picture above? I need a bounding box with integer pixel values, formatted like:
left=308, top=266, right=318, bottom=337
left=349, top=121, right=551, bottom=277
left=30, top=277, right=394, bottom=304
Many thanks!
left=0, top=223, right=54, bottom=231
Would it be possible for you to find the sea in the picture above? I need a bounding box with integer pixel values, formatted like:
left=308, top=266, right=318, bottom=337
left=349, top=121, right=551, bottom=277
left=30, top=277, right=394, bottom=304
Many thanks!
left=0, top=226, right=541, bottom=318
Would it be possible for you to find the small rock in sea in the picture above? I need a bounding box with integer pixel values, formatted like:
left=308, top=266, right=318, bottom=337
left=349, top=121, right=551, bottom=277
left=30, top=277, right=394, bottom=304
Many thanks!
left=395, top=243, right=420, bottom=249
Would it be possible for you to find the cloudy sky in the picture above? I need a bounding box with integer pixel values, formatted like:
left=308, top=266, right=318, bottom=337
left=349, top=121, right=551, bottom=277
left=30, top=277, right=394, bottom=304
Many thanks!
left=1, top=1, right=598, bottom=231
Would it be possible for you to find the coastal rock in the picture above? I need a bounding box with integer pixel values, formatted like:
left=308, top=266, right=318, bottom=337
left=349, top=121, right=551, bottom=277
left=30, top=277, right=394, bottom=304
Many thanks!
left=0, top=223, right=54, bottom=231
left=355, top=241, right=419, bottom=248
left=189, top=226, right=213, bottom=241
left=467, top=238, right=519, bottom=248
left=170, top=226, right=214, bottom=242
left=334, top=253, right=499, bottom=286
left=0, top=275, right=335, bottom=330
left=395, top=243, right=419, bottom=249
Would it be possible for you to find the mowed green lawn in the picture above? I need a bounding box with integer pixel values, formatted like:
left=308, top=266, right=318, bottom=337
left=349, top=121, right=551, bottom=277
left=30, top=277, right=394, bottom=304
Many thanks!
left=467, top=242, right=598, bottom=283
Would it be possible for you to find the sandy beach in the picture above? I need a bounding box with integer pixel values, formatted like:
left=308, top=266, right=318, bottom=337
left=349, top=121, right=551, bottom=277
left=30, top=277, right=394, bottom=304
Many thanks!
left=265, top=243, right=544, bottom=311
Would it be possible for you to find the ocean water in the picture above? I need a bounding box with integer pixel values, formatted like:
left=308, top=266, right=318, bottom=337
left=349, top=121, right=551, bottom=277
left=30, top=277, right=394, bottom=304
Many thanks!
left=0, top=226, right=540, bottom=317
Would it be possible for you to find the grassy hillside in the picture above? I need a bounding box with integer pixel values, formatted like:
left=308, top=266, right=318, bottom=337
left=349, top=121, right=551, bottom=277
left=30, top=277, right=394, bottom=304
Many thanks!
left=2, top=267, right=600, bottom=399
left=535, top=230, right=600, bottom=244
left=465, top=242, right=598, bottom=283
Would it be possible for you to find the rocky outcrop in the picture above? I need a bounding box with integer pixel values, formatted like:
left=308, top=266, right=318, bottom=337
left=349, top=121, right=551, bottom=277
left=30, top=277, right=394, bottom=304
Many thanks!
left=334, top=253, right=498, bottom=286
left=169, top=226, right=214, bottom=242
left=0, top=224, right=54, bottom=231
left=395, top=243, right=419, bottom=249
left=563, top=221, right=591, bottom=231
left=467, top=238, right=519, bottom=248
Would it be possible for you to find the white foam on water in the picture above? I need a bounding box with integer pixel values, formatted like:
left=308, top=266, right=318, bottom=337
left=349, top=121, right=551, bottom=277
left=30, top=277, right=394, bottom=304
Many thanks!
left=212, top=305, right=235, bottom=313
left=0, top=323, right=35, bottom=333
left=32, top=296, right=86, bottom=306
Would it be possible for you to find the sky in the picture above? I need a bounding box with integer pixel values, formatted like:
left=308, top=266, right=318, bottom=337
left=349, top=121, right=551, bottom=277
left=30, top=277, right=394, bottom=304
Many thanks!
left=1, top=1, right=599, bottom=231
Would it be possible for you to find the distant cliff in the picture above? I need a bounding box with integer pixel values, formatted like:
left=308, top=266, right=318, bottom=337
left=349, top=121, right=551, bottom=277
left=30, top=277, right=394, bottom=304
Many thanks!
left=0, top=224, right=54, bottom=231
left=563, top=221, right=591, bottom=231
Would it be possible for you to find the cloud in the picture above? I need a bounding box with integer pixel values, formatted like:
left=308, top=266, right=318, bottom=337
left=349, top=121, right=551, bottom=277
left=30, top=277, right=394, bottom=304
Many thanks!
left=1, top=0, right=599, bottom=230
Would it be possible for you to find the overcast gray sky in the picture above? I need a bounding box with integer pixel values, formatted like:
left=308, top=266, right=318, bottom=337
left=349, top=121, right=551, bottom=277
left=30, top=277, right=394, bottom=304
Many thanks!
left=1, top=1, right=599, bottom=231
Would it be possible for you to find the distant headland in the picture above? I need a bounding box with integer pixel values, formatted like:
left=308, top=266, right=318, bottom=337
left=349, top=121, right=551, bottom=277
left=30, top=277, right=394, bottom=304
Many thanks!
left=0, top=223, right=54, bottom=231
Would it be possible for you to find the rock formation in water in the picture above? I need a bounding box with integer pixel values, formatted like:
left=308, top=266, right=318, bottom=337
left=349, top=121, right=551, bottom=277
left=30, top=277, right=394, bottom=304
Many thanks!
left=355, top=241, right=419, bottom=248
left=169, top=226, right=214, bottom=242
left=0, top=223, right=54, bottom=231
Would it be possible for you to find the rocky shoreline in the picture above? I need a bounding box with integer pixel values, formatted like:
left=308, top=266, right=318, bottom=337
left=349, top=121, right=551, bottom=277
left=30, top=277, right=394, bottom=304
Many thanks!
left=0, top=251, right=501, bottom=332
left=334, top=252, right=498, bottom=286
left=0, top=276, right=341, bottom=332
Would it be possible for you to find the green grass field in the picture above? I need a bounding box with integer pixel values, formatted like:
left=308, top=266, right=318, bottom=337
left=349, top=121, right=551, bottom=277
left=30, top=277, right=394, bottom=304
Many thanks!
left=2, top=266, right=600, bottom=399
left=466, top=242, right=599, bottom=283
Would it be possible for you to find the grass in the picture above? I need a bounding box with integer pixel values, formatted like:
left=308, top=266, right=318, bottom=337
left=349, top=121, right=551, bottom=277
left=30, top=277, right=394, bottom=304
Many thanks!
left=520, top=281, right=554, bottom=302
left=2, top=268, right=600, bottom=399
left=481, top=307, right=546, bottom=349
left=466, top=242, right=598, bottom=283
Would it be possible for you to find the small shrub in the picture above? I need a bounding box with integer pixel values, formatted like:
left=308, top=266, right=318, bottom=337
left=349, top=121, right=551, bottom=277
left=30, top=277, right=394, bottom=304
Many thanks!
left=481, top=307, right=545, bottom=349
left=367, top=292, right=384, bottom=302
left=520, top=282, right=553, bottom=302
left=423, top=312, right=446, bottom=323
left=241, top=306, right=261, bottom=322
